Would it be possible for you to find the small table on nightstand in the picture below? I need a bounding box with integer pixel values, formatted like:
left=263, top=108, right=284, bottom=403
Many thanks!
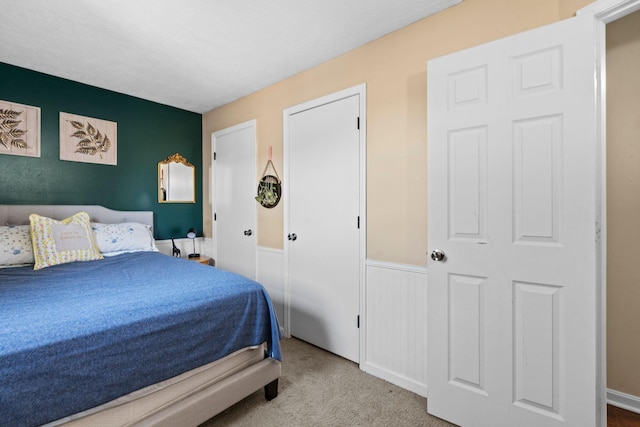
left=189, top=256, right=213, bottom=266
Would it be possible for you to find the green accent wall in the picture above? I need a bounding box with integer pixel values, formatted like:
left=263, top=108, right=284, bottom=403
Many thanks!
left=0, top=62, right=202, bottom=239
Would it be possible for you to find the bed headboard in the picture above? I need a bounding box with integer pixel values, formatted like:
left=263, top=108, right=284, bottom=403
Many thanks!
left=0, top=205, right=154, bottom=230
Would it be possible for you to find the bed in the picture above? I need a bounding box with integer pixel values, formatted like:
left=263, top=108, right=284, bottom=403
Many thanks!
left=0, top=205, right=282, bottom=427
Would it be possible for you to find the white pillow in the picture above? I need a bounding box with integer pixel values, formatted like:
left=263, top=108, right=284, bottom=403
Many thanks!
left=0, top=225, right=34, bottom=268
left=91, top=222, right=158, bottom=256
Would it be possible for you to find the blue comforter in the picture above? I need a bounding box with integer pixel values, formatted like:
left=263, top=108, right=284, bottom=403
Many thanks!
left=0, top=252, right=281, bottom=427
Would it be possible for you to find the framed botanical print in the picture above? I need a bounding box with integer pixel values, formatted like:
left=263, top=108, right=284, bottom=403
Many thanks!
left=60, top=112, right=117, bottom=165
left=0, top=99, right=41, bottom=158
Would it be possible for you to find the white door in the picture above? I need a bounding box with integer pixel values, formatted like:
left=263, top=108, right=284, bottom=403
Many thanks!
left=427, top=14, right=597, bottom=427
left=213, top=120, right=256, bottom=279
left=287, top=93, right=361, bottom=363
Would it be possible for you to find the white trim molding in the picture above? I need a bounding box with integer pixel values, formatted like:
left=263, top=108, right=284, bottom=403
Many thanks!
left=575, top=2, right=640, bottom=425
left=365, top=259, right=428, bottom=274
left=578, top=0, right=640, bottom=21
left=608, top=389, right=640, bottom=414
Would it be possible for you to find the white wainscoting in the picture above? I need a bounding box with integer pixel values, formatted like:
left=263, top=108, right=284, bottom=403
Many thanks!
left=154, top=237, right=194, bottom=257
left=192, top=245, right=428, bottom=397
left=202, top=237, right=214, bottom=261
left=256, top=246, right=285, bottom=329
left=608, top=388, right=640, bottom=414
left=155, top=237, right=213, bottom=260
left=362, top=260, right=428, bottom=397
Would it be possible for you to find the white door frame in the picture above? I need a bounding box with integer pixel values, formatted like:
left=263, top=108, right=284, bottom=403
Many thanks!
left=578, top=0, right=640, bottom=424
left=211, top=119, right=257, bottom=273
left=282, top=83, right=367, bottom=362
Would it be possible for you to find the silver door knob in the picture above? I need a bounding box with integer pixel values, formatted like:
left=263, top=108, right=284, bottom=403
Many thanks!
left=430, top=249, right=445, bottom=262
left=244, top=229, right=252, bottom=236
left=288, top=233, right=297, bottom=241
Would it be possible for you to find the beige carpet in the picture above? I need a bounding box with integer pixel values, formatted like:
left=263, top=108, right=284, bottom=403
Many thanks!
left=200, top=337, right=454, bottom=426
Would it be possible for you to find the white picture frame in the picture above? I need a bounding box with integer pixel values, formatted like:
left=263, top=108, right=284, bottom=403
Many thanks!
left=60, top=112, right=117, bottom=165
left=0, top=99, right=41, bottom=158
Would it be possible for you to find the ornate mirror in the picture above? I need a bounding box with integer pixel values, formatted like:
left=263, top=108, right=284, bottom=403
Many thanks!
left=158, top=153, right=195, bottom=203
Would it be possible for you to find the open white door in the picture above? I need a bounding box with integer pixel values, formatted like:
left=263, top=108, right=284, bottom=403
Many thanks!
left=427, top=13, right=598, bottom=427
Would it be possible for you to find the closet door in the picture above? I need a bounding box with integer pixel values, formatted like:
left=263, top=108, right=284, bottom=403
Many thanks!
left=287, top=93, right=361, bottom=363
left=213, top=120, right=256, bottom=279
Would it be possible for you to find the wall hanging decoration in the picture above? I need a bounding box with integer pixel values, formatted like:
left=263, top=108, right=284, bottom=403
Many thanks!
left=59, top=112, right=117, bottom=165
left=255, top=146, right=281, bottom=209
left=0, top=99, right=41, bottom=158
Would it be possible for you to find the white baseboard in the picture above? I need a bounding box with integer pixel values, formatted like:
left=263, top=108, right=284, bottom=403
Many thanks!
left=608, top=389, right=640, bottom=414
left=361, top=361, right=428, bottom=397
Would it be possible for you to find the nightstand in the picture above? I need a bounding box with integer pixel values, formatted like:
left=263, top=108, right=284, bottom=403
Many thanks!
left=189, top=256, right=213, bottom=266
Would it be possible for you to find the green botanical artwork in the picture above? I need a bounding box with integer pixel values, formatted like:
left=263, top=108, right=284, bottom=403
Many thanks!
left=0, top=109, right=29, bottom=150
left=67, top=120, right=111, bottom=158
left=59, top=112, right=117, bottom=165
left=0, top=101, right=40, bottom=158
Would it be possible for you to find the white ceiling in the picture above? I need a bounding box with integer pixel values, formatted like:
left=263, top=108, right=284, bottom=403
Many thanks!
left=0, top=0, right=461, bottom=113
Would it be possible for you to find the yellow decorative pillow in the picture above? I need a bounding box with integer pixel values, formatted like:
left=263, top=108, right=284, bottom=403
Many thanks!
left=29, top=212, right=103, bottom=270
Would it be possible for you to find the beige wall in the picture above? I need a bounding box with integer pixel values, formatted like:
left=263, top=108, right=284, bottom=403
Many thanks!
left=201, top=0, right=592, bottom=266
left=606, top=10, right=640, bottom=398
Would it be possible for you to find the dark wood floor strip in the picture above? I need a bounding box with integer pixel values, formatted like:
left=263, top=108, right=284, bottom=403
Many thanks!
left=608, top=405, right=640, bottom=427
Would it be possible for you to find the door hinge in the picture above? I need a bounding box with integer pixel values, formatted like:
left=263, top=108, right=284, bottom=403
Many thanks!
left=214, top=213, right=217, bottom=221
left=356, top=117, right=360, bottom=130
left=357, top=216, right=360, bottom=229
left=213, top=152, right=217, bottom=160
left=357, top=315, right=360, bottom=329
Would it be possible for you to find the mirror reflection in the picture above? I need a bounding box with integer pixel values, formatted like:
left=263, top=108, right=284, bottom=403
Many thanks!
left=158, top=153, right=195, bottom=203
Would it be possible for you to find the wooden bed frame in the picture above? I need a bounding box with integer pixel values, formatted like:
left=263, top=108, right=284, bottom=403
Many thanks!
left=1, top=205, right=281, bottom=427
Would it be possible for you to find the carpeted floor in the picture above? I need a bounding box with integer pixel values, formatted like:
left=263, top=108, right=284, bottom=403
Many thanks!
left=200, top=337, right=454, bottom=426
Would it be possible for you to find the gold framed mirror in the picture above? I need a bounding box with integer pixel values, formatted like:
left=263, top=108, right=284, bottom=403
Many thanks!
left=158, top=153, right=195, bottom=203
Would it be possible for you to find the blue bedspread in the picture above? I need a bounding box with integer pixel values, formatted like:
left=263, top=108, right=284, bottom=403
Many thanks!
left=0, top=252, right=281, bottom=427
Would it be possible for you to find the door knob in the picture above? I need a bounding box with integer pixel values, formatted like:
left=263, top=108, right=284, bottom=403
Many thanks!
left=430, top=249, right=445, bottom=262
left=244, top=229, right=252, bottom=236
left=288, top=233, right=297, bottom=241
